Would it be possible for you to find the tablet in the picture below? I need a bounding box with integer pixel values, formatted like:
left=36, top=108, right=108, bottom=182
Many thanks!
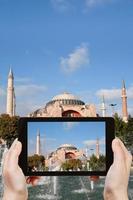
left=18, top=117, right=115, bottom=176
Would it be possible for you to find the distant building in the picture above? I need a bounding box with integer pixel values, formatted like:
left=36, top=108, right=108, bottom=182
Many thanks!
left=36, top=130, right=41, bottom=155
left=121, top=80, right=128, bottom=123
left=96, top=138, right=100, bottom=159
left=29, top=92, right=97, bottom=117
left=3, top=68, right=129, bottom=121
left=100, top=95, right=106, bottom=117
left=6, top=68, right=16, bottom=117
left=45, top=144, right=87, bottom=169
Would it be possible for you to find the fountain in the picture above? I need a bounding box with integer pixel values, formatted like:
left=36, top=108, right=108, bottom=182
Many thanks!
left=0, top=143, right=8, bottom=199
left=90, top=180, right=94, bottom=190
left=53, top=176, right=57, bottom=196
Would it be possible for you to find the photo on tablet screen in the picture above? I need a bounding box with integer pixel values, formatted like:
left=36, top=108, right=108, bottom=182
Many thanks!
left=28, top=121, right=106, bottom=172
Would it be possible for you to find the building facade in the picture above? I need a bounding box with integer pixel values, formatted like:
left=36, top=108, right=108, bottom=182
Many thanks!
left=3, top=69, right=129, bottom=122
left=121, top=80, right=128, bottom=123
left=29, top=92, right=97, bottom=117
left=45, top=144, right=87, bottom=170
left=6, top=68, right=16, bottom=117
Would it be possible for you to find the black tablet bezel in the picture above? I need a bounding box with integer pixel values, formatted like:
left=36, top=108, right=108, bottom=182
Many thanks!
left=18, top=117, right=115, bottom=176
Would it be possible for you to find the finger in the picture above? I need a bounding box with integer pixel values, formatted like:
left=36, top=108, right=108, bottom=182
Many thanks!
left=26, top=176, right=41, bottom=186
left=117, top=138, right=129, bottom=156
left=3, top=138, right=18, bottom=168
left=117, top=138, right=132, bottom=170
left=9, top=138, right=18, bottom=151
left=6, top=141, right=22, bottom=170
left=112, top=138, right=125, bottom=166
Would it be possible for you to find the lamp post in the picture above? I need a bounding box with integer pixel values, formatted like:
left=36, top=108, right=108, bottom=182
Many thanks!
left=90, top=148, right=94, bottom=156
left=109, top=103, right=117, bottom=116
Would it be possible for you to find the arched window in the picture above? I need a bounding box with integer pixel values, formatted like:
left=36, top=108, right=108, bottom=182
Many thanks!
left=62, top=110, right=82, bottom=117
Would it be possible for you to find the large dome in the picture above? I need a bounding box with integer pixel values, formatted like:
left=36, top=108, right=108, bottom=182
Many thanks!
left=57, top=144, right=77, bottom=150
left=52, top=92, right=79, bottom=101
left=46, top=92, right=85, bottom=106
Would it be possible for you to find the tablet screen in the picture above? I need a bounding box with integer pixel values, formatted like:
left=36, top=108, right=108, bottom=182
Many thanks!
left=27, top=121, right=106, bottom=172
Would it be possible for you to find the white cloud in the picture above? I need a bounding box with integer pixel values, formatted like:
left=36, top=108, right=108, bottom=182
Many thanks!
left=86, top=0, right=111, bottom=7
left=83, top=137, right=105, bottom=147
left=96, top=86, right=133, bottom=101
left=96, top=88, right=121, bottom=100
left=15, top=84, right=47, bottom=97
left=51, top=0, right=113, bottom=12
left=95, top=86, right=133, bottom=117
left=127, top=86, right=133, bottom=99
left=14, top=81, right=48, bottom=116
left=15, top=83, right=47, bottom=115
left=83, top=139, right=96, bottom=146
left=63, top=122, right=79, bottom=130
left=16, top=101, right=43, bottom=116
left=60, top=43, right=90, bottom=73
left=15, top=77, right=31, bottom=83
left=51, top=0, right=70, bottom=12
left=0, top=80, right=48, bottom=116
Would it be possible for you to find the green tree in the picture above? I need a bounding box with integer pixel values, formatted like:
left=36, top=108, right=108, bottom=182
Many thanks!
left=61, top=159, right=82, bottom=171
left=125, top=116, right=133, bottom=150
left=0, top=114, right=19, bottom=147
left=89, top=154, right=106, bottom=171
left=114, top=114, right=133, bottom=150
left=28, top=154, right=45, bottom=171
left=114, top=113, right=127, bottom=141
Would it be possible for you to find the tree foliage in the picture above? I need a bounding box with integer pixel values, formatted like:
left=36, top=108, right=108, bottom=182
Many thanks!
left=114, top=114, right=133, bottom=151
left=28, top=154, right=45, bottom=171
left=61, top=159, right=82, bottom=171
left=125, top=116, right=133, bottom=150
left=89, top=154, right=106, bottom=171
left=114, top=113, right=127, bottom=141
left=0, top=114, right=19, bottom=147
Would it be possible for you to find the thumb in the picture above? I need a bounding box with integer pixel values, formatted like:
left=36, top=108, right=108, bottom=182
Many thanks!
left=112, top=138, right=125, bottom=166
left=8, top=141, right=22, bottom=168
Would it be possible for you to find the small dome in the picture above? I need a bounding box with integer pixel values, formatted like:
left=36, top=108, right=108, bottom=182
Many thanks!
left=52, top=92, right=79, bottom=101
left=59, top=144, right=75, bottom=148
left=46, top=92, right=85, bottom=107
left=57, top=144, right=77, bottom=150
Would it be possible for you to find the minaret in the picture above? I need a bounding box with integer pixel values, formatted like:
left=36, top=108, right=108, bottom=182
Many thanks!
left=96, top=138, right=100, bottom=159
left=101, top=95, right=106, bottom=117
left=36, top=130, right=41, bottom=155
left=121, top=80, right=128, bottom=123
left=13, top=92, right=16, bottom=116
left=6, top=67, right=15, bottom=116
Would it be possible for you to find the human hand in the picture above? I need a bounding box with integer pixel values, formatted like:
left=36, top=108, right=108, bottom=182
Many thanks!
left=26, top=176, right=41, bottom=186
left=104, top=138, right=132, bottom=200
left=2, top=138, right=28, bottom=200
left=2, top=139, right=41, bottom=200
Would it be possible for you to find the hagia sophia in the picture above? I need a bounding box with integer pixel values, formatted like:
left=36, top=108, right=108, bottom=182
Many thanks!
left=35, top=130, right=100, bottom=171
left=3, top=68, right=129, bottom=168
left=6, top=68, right=128, bottom=122
left=45, top=143, right=87, bottom=171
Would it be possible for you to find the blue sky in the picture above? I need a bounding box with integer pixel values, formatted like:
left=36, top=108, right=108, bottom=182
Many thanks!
left=0, top=0, right=133, bottom=116
left=28, top=121, right=105, bottom=156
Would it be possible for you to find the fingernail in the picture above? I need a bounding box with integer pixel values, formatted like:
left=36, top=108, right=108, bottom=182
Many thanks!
left=14, top=138, right=18, bottom=144
left=15, top=141, right=21, bottom=151
left=11, top=138, right=18, bottom=148
left=114, top=138, right=120, bottom=145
